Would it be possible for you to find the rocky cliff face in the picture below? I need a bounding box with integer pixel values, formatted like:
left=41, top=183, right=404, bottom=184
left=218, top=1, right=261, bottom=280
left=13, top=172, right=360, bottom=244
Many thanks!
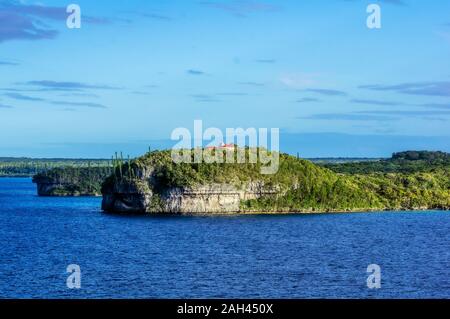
left=102, top=177, right=278, bottom=214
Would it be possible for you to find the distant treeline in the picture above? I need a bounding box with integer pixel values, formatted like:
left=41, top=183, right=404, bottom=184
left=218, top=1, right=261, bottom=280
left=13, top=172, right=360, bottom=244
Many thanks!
left=322, top=151, right=450, bottom=174
left=309, top=158, right=382, bottom=164
left=0, top=158, right=111, bottom=177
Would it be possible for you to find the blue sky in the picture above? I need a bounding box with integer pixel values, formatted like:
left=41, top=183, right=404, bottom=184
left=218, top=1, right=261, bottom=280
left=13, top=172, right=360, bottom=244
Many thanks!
left=0, top=0, right=449, bottom=158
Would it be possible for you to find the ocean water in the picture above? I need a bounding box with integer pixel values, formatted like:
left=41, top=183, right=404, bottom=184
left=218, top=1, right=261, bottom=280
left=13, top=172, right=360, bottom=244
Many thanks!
left=0, top=177, right=449, bottom=299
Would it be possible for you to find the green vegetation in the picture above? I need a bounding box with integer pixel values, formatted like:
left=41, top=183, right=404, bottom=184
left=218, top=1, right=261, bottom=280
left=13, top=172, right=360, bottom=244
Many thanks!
left=32, top=163, right=112, bottom=196
left=103, top=149, right=450, bottom=212
left=0, top=158, right=110, bottom=177
left=321, top=151, right=450, bottom=174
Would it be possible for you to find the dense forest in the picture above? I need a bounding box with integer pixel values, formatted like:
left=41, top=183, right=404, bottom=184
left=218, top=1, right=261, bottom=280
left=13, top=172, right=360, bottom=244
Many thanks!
left=32, top=165, right=113, bottom=196
left=321, top=151, right=450, bottom=174
left=30, top=153, right=129, bottom=196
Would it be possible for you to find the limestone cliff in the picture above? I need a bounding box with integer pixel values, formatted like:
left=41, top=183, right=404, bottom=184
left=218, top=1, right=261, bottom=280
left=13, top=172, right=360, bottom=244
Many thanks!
left=102, top=180, right=278, bottom=214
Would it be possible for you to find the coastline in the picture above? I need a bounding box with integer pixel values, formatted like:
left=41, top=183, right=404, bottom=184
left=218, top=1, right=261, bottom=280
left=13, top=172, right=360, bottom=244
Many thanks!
left=102, top=207, right=450, bottom=216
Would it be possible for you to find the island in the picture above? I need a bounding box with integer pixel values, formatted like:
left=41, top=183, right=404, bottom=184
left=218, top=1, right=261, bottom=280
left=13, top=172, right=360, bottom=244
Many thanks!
left=33, top=166, right=112, bottom=196
left=100, top=149, right=450, bottom=214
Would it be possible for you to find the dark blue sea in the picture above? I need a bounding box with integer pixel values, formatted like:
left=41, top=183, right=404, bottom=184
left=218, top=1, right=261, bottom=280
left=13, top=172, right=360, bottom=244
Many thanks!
left=0, top=178, right=449, bottom=299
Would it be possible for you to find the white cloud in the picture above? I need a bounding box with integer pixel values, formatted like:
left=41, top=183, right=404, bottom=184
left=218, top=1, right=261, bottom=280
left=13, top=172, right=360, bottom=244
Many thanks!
left=279, top=73, right=319, bottom=89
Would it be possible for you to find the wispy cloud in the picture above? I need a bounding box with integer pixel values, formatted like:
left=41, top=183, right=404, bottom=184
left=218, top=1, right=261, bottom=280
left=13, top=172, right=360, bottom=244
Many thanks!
left=50, top=101, right=108, bottom=109
left=305, top=88, right=347, bottom=96
left=216, top=92, right=248, bottom=96
left=187, top=69, right=206, bottom=75
left=359, top=81, right=450, bottom=97
left=195, top=99, right=221, bottom=103
left=130, top=91, right=151, bottom=96
left=299, top=108, right=450, bottom=122
left=4, top=92, right=107, bottom=109
left=59, top=92, right=100, bottom=98
left=420, top=103, right=450, bottom=109
left=280, top=73, right=318, bottom=89
left=298, top=113, right=397, bottom=121
left=0, top=103, right=14, bottom=109
left=350, top=99, right=403, bottom=106
left=255, top=59, right=276, bottom=63
left=356, top=110, right=450, bottom=117
left=0, top=10, right=57, bottom=42
left=0, top=87, right=44, bottom=93
left=190, top=94, right=212, bottom=99
left=189, top=94, right=221, bottom=102
left=0, top=1, right=109, bottom=43
left=140, top=13, right=172, bottom=21
left=350, top=99, right=449, bottom=109
left=190, top=92, right=249, bottom=102
left=118, top=11, right=172, bottom=22
left=296, top=97, right=321, bottom=103
left=4, top=92, right=45, bottom=101
left=0, top=60, right=19, bottom=66
left=129, top=85, right=159, bottom=95
left=238, top=81, right=265, bottom=86
left=19, top=80, right=122, bottom=91
left=200, top=1, right=280, bottom=17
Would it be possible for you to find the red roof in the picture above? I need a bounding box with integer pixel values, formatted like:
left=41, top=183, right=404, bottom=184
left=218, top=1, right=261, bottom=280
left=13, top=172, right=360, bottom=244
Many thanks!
left=205, top=143, right=235, bottom=150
